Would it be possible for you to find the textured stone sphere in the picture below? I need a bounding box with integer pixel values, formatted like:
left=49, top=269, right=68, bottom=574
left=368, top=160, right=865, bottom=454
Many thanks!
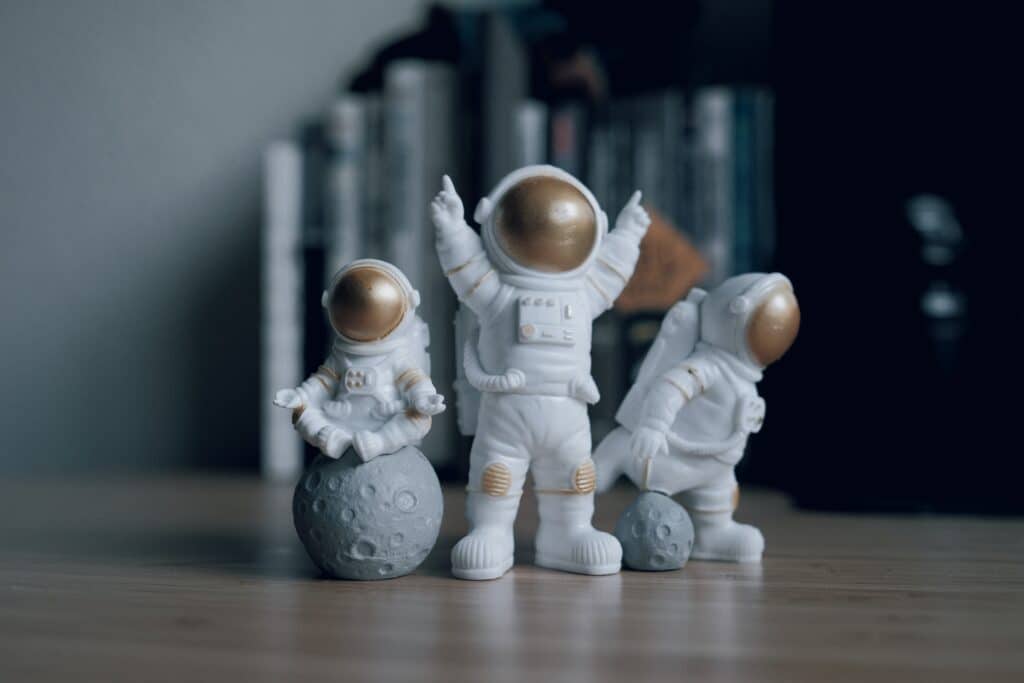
left=293, top=447, right=443, bottom=580
left=614, top=491, right=694, bottom=571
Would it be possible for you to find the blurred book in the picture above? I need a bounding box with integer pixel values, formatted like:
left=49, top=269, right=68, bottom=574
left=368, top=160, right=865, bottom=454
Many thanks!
left=260, top=141, right=304, bottom=481
left=481, top=11, right=530, bottom=187
left=323, top=96, right=372, bottom=282
left=692, top=86, right=775, bottom=284
left=513, top=100, right=548, bottom=168
left=384, top=60, right=460, bottom=469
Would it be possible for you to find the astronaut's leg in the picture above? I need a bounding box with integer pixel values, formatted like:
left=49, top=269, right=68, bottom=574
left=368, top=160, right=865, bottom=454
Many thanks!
left=678, top=468, right=764, bottom=563
left=592, top=426, right=632, bottom=493
left=353, top=411, right=431, bottom=462
left=533, top=401, right=622, bottom=575
left=451, top=395, right=529, bottom=581
left=293, top=407, right=352, bottom=458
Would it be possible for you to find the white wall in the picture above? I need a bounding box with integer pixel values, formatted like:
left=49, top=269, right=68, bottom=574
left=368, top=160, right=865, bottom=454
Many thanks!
left=0, top=0, right=424, bottom=471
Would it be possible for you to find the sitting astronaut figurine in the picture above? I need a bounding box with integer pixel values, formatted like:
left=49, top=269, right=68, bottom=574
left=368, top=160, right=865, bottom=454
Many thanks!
left=273, top=259, right=445, bottom=462
left=594, top=273, right=800, bottom=563
left=431, top=167, right=651, bottom=580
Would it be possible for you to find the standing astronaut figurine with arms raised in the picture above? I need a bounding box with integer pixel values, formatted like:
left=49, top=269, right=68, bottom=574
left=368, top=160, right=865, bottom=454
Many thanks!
left=273, top=259, right=445, bottom=462
left=595, top=273, right=800, bottom=563
left=431, top=166, right=651, bottom=580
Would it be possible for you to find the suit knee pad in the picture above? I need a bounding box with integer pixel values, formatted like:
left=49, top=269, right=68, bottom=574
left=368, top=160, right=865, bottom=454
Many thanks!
left=480, top=462, right=512, bottom=497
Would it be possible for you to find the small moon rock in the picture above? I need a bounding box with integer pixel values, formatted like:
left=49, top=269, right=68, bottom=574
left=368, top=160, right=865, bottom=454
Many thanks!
left=614, top=491, right=694, bottom=571
left=293, top=446, right=443, bottom=580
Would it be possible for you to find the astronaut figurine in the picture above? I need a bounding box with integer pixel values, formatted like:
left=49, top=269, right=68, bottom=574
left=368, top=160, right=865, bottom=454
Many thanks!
left=594, top=273, right=800, bottom=563
left=273, top=259, right=445, bottom=462
left=431, top=166, right=651, bottom=580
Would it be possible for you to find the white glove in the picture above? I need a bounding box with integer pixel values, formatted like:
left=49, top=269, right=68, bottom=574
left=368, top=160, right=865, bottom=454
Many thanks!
left=569, top=375, right=601, bottom=404
left=413, top=393, right=446, bottom=416
left=273, top=388, right=302, bottom=409
left=430, top=174, right=465, bottom=238
left=631, top=425, right=668, bottom=463
left=369, top=399, right=404, bottom=420
left=495, top=368, right=525, bottom=392
left=615, top=190, right=651, bottom=234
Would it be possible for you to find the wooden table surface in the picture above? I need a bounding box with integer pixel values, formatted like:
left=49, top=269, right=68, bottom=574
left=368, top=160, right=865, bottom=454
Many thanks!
left=1, top=475, right=1022, bottom=682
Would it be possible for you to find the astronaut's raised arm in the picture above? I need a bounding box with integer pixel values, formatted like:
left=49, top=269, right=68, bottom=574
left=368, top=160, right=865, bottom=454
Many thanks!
left=432, top=175, right=504, bottom=316
left=637, top=357, right=719, bottom=433
left=435, top=229, right=504, bottom=317
left=584, top=191, right=651, bottom=318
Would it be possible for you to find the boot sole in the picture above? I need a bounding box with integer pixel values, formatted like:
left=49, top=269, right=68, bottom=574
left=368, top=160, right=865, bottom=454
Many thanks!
left=451, top=556, right=513, bottom=581
left=534, top=553, right=620, bottom=575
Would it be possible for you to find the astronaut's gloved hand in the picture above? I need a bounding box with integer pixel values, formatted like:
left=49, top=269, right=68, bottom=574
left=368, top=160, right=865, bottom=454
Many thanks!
left=325, top=399, right=353, bottom=420
left=496, top=368, right=525, bottom=392
left=614, top=190, right=652, bottom=236
left=631, top=425, right=668, bottom=463
left=569, top=375, right=601, bottom=404
left=369, top=399, right=404, bottom=421
left=413, top=393, right=446, bottom=416
left=430, top=174, right=465, bottom=239
left=273, top=388, right=302, bottom=409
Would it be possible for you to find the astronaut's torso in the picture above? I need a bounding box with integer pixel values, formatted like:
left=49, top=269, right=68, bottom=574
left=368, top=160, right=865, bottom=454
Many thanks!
left=668, top=350, right=764, bottom=458
left=324, top=349, right=403, bottom=432
left=477, top=283, right=593, bottom=393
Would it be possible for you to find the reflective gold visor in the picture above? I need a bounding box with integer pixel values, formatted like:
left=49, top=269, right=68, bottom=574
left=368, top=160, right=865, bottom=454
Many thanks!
left=493, top=177, right=597, bottom=272
left=746, top=284, right=800, bottom=366
left=328, top=266, right=407, bottom=341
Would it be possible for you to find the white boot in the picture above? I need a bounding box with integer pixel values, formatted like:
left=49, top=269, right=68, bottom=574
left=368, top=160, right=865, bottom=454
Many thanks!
left=689, top=509, right=764, bottom=563
left=534, top=493, right=622, bottom=575
left=451, top=493, right=520, bottom=580
left=352, top=430, right=384, bottom=461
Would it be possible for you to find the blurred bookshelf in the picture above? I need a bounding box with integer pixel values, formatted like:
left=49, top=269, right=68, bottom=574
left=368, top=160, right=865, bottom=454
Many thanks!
left=261, top=2, right=1013, bottom=515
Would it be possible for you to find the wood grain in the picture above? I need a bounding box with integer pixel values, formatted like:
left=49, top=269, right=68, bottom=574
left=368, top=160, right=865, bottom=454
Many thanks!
left=1, top=476, right=1022, bottom=682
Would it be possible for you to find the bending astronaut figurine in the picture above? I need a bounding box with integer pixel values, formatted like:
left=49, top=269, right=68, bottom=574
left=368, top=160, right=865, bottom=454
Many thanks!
left=594, top=273, right=800, bottom=563
left=273, top=259, right=445, bottom=461
left=431, top=166, right=651, bottom=579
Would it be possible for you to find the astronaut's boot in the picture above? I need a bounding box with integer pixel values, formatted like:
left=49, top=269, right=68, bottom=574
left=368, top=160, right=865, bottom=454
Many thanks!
left=689, top=509, right=764, bottom=563
left=534, top=493, right=622, bottom=575
left=321, top=427, right=352, bottom=459
left=353, top=413, right=430, bottom=462
left=451, top=493, right=520, bottom=580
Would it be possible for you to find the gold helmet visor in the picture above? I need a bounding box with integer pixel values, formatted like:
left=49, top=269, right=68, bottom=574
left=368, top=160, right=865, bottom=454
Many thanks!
left=746, top=283, right=800, bottom=366
left=327, top=265, right=408, bottom=342
left=493, top=176, right=597, bottom=273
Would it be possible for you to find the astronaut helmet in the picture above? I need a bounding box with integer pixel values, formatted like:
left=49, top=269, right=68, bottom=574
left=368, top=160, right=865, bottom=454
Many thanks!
left=322, top=259, right=421, bottom=349
left=699, top=273, right=800, bottom=367
left=475, top=165, right=608, bottom=278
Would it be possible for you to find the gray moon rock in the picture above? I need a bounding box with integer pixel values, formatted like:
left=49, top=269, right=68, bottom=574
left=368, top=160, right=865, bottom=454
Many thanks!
left=614, top=491, right=694, bottom=571
left=293, top=446, right=443, bottom=580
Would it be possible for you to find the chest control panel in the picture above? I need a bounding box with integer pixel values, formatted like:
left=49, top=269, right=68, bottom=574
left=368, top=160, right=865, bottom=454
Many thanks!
left=517, top=294, right=577, bottom=346
left=344, top=367, right=378, bottom=394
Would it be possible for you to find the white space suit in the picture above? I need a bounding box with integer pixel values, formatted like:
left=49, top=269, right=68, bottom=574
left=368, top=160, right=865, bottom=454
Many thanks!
left=431, top=166, right=651, bottom=579
left=273, top=259, right=445, bottom=462
left=594, top=273, right=800, bottom=563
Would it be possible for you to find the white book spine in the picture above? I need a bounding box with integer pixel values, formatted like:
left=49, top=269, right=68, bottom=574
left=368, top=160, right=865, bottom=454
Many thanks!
left=513, top=100, right=548, bottom=168
left=384, top=60, right=458, bottom=467
left=693, top=88, right=735, bottom=285
left=324, top=97, right=368, bottom=283
left=261, top=141, right=304, bottom=481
